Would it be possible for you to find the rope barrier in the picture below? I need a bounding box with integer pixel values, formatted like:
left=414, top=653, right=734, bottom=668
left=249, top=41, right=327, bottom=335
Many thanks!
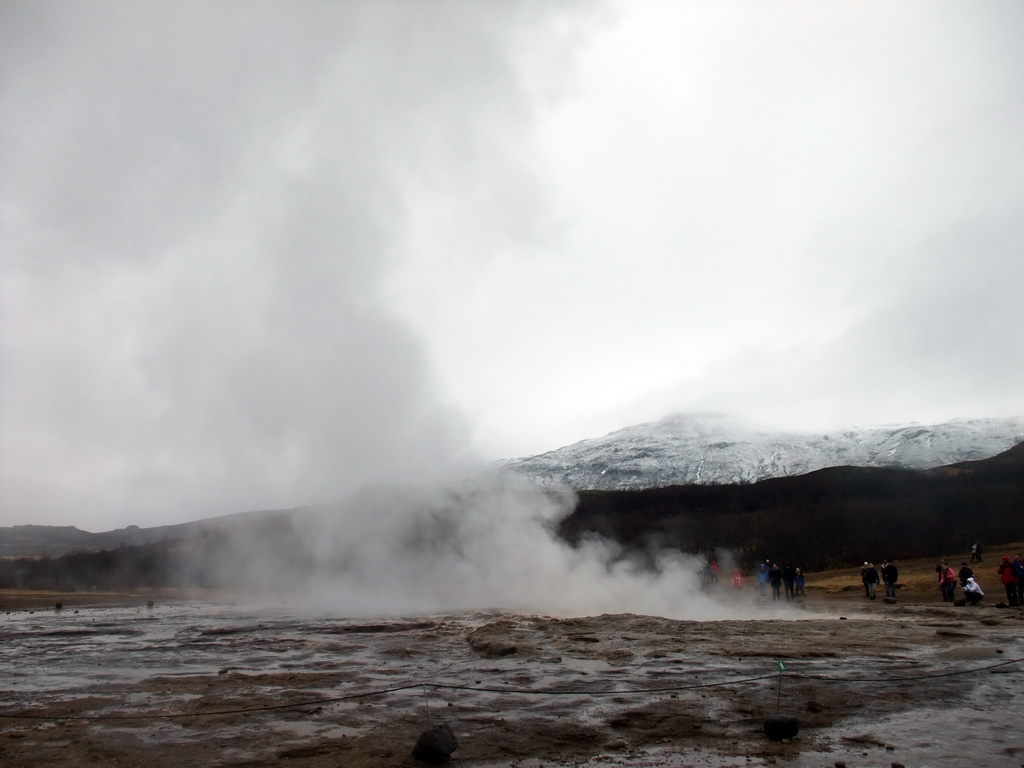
left=787, top=655, right=1024, bottom=682
left=1, top=657, right=1019, bottom=723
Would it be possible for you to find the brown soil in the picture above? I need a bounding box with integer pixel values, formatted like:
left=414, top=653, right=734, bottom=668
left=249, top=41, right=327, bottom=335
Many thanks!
left=1, top=549, right=1022, bottom=767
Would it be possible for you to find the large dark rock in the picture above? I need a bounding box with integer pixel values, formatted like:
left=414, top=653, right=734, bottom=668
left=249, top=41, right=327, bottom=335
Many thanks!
left=412, top=723, right=458, bottom=763
left=763, top=714, right=799, bottom=741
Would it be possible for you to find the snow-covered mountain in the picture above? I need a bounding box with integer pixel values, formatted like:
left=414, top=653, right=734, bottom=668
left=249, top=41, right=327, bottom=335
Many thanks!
left=502, top=413, right=1024, bottom=490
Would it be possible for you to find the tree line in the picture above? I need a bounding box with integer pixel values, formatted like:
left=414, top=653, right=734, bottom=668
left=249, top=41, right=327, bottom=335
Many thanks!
left=559, top=443, right=1024, bottom=570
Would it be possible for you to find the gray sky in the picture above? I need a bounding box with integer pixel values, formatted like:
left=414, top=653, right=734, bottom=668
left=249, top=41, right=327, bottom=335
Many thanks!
left=2, top=1, right=1023, bottom=530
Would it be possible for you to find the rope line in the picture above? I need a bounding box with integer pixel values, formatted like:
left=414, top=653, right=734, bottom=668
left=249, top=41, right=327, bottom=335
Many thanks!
left=1, top=657, right=1019, bottom=723
left=787, top=655, right=1024, bottom=682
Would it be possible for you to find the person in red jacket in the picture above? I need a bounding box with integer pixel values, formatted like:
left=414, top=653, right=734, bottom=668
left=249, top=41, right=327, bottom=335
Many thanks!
left=730, top=568, right=744, bottom=590
left=937, top=561, right=958, bottom=602
left=1013, top=555, right=1024, bottom=607
left=997, top=556, right=1018, bottom=606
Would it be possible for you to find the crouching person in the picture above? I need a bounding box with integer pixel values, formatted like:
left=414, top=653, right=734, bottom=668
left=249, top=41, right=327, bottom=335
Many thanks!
left=963, top=577, right=985, bottom=606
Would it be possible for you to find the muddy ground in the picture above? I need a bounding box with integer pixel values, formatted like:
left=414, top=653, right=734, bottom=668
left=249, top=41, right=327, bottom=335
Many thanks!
left=1, top=579, right=1022, bottom=768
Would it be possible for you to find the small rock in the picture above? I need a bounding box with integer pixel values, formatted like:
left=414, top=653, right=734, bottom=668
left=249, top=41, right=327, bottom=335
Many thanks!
left=412, top=723, right=458, bottom=763
left=806, top=700, right=823, bottom=713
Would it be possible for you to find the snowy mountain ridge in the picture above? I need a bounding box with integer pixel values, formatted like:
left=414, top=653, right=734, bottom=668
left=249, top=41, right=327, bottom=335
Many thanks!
left=501, top=413, right=1024, bottom=490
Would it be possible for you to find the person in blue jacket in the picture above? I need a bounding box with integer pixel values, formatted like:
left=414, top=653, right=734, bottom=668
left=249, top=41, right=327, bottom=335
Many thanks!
left=756, top=563, right=770, bottom=601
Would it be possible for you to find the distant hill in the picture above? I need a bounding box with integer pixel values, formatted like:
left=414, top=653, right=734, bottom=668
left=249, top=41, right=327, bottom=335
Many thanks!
left=502, top=413, right=1024, bottom=490
left=3, top=414, right=1022, bottom=580
left=0, top=509, right=295, bottom=559
left=558, top=440, right=1024, bottom=570
left=3, top=441, right=1022, bottom=594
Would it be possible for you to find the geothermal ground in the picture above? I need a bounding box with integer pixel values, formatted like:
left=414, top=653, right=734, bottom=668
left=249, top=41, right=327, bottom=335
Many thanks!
left=1, top=565, right=1022, bottom=768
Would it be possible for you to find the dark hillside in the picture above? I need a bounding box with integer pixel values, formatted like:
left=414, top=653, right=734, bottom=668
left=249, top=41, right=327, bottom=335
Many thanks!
left=559, top=442, right=1024, bottom=570
left=3, top=444, right=1020, bottom=592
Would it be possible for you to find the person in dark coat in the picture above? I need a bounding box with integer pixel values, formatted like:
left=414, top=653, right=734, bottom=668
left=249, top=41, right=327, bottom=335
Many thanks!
left=1013, top=555, right=1024, bottom=608
left=881, top=560, right=899, bottom=599
left=782, top=565, right=796, bottom=601
left=768, top=563, right=783, bottom=601
left=862, top=563, right=879, bottom=600
left=958, top=562, right=974, bottom=588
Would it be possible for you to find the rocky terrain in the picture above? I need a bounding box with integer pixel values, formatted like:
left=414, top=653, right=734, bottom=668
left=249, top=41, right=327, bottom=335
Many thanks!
left=1, top=563, right=1022, bottom=768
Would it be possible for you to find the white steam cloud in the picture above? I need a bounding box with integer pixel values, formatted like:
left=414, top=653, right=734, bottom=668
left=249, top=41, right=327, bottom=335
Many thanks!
left=188, top=471, right=763, bottom=620
left=0, top=1, right=589, bottom=527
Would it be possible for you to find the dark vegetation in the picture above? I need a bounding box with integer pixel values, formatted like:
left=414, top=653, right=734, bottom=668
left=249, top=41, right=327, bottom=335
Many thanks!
left=2, top=443, right=1021, bottom=591
left=559, top=441, right=1024, bottom=570
left=0, top=531, right=233, bottom=592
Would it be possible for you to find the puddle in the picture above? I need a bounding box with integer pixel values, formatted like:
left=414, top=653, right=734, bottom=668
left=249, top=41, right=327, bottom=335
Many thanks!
left=269, top=718, right=363, bottom=739
left=560, top=656, right=614, bottom=674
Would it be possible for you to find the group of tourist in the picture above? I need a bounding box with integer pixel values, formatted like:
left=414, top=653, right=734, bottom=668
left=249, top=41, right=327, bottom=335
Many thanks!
left=932, top=553, right=1024, bottom=606
left=702, top=549, right=1024, bottom=608
left=699, top=560, right=720, bottom=586
left=995, top=553, right=1024, bottom=607
left=859, top=560, right=899, bottom=600
left=752, top=561, right=805, bottom=602
left=700, top=560, right=807, bottom=602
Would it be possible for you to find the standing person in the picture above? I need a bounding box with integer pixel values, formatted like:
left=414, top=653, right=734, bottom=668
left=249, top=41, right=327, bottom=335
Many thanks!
left=958, top=562, right=974, bottom=588
left=731, top=567, right=745, bottom=591
left=1013, top=555, right=1024, bottom=608
left=756, top=563, right=770, bottom=601
left=768, top=563, right=783, bottom=601
left=939, top=561, right=958, bottom=602
left=881, top=560, right=899, bottom=599
left=997, top=556, right=1019, bottom=607
left=862, top=562, right=879, bottom=600
left=782, top=564, right=796, bottom=601
left=972, top=540, right=984, bottom=563
left=794, top=567, right=806, bottom=597
left=860, top=562, right=871, bottom=598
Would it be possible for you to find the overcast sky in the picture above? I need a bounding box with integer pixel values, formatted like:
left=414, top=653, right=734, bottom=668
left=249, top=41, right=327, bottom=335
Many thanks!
left=2, top=1, right=1022, bottom=530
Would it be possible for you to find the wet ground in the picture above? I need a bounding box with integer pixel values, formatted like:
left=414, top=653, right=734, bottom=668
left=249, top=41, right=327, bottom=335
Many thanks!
left=1, top=593, right=1022, bottom=767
